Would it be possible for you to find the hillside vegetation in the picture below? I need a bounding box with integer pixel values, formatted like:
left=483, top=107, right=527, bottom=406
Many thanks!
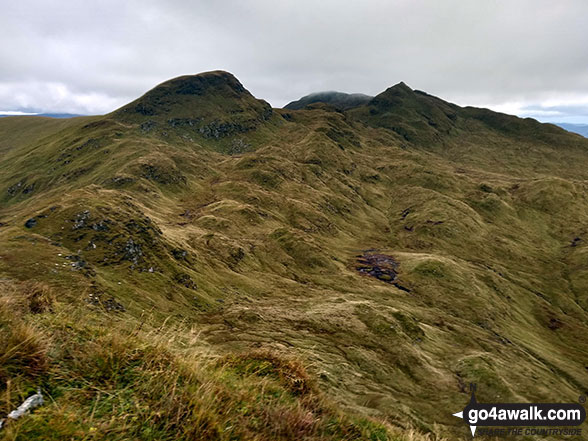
left=0, top=70, right=587, bottom=440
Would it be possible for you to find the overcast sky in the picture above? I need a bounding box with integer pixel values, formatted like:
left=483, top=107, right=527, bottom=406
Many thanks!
left=2, top=0, right=588, bottom=123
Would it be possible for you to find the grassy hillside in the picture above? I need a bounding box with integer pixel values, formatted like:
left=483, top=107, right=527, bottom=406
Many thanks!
left=1, top=70, right=587, bottom=440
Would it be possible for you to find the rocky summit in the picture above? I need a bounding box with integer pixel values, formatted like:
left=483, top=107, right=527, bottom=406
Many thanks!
left=1, top=70, right=587, bottom=440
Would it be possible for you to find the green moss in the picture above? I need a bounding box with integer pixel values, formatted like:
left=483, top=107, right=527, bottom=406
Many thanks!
left=413, top=261, right=447, bottom=278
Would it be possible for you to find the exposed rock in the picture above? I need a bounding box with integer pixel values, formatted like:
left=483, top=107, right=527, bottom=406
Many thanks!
left=87, top=289, right=126, bottom=312
left=91, top=220, right=110, bottom=231
left=171, top=248, right=188, bottom=260
left=66, top=254, right=87, bottom=269
left=0, top=388, right=44, bottom=430
left=140, top=120, right=157, bottom=132
left=228, top=138, right=251, bottom=155
left=140, top=163, right=187, bottom=185
left=173, top=272, right=197, bottom=289
left=24, top=218, right=37, bottom=228
left=135, top=103, right=156, bottom=116
left=167, top=118, right=201, bottom=128
left=7, top=180, right=24, bottom=196
left=72, top=210, right=91, bottom=229
left=123, top=238, right=143, bottom=264
left=198, top=120, right=250, bottom=139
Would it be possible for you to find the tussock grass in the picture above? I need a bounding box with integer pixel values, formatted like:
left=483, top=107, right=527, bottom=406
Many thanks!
left=0, top=280, right=439, bottom=441
left=0, top=282, right=51, bottom=419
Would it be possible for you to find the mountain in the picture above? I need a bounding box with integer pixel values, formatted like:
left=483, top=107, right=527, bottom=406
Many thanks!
left=556, top=122, right=588, bottom=138
left=113, top=70, right=277, bottom=153
left=1, top=71, right=587, bottom=440
left=37, top=113, right=83, bottom=118
left=114, top=70, right=273, bottom=128
left=284, top=91, right=372, bottom=110
left=348, top=82, right=461, bottom=143
left=0, top=113, right=82, bottom=118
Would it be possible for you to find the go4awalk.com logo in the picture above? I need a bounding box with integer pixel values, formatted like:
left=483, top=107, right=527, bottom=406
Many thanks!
left=453, top=384, right=586, bottom=437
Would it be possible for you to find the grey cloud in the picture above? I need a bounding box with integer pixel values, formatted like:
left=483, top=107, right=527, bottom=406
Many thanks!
left=2, top=0, right=588, bottom=122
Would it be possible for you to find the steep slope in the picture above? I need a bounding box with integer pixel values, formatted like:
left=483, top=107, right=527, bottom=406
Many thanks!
left=114, top=70, right=270, bottom=123
left=348, top=82, right=460, bottom=144
left=113, top=70, right=279, bottom=153
left=1, top=71, right=587, bottom=441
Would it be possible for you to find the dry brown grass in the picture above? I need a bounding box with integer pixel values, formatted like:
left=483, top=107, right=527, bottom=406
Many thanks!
left=0, top=286, right=424, bottom=440
left=221, top=349, right=314, bottom=396
left=0, top=281, right=52, bottom=418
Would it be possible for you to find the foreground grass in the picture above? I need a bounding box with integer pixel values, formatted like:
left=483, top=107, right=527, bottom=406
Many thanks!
left=0, top=280, right=438, bottom=441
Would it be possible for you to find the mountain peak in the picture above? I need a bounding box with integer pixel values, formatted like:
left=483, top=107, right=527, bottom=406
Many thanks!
left=284, top=91, right=372, bottom=110
left=347, top=81, right=460, bottom=144
left=375, top=81, right=415, bottom=102
left=112, top=71, right=273, bottom=139
left=391, top=81, right=411, bottom=91
left=114, top=70, right=253, bottom=119
left=149, top=70, right=247, bottom=98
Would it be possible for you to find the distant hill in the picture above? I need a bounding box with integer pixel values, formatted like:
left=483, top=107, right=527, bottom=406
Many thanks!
left=555, top=122, right=588, bottom=137
left=0, top=113, right=82, bottom=118
left=284, top=91, right=372, bottom=110
left=37, top=113, right=83, bottom=118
